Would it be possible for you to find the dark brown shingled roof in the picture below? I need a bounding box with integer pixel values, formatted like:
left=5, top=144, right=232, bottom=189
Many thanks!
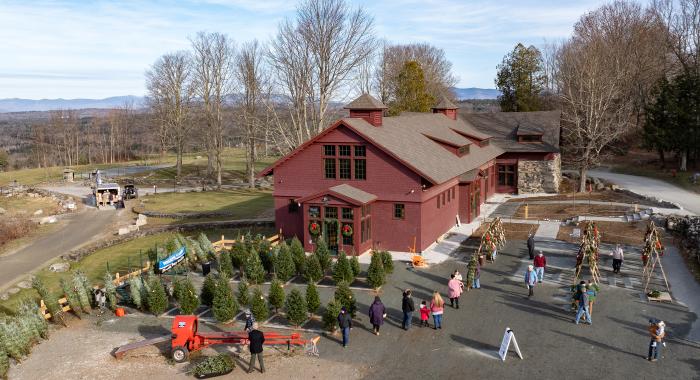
left=329, top=184, right=377, bottom=204
left=433, top=96, right=458, bottom=109
left=344, top=93, right=387, bottom=110
left=461, top=111, right=560, bottom=153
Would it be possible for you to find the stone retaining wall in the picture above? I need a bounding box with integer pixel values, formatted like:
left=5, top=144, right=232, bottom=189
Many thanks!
left=132, top=207, right=244, bottom=219
left=517, top=154, right=561, bottom=193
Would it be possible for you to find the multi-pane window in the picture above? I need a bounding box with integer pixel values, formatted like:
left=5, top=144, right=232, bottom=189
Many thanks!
left=309, top=206, right=320, bottom=218
left=324, top=206, right=338, bottom=219
left=339, top=145, right=351, bottom=156
left=324, top=145, right=336, bottom=156
left=354, top=146, right=366, bottom=157
left=354, top=159, right=366, bottom=180
left=342, top=207, right=353, bottom=220
left=324, top=158, right=336, bottom=179
left=498, top=165, right=516, bottom=186
left=394, top=204, right=405, bottom=219
left=339, top=159, right=351, bottom=179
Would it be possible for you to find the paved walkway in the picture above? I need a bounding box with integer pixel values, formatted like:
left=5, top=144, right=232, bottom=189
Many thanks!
left=534, top=221, right=560, bottom=240
left=663, top=246, right=700, bottom=341
left=589, top=169, right=700, bottom=215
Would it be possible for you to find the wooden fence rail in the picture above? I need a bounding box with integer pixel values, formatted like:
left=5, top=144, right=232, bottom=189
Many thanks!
left=212, top=230, right=283, bottom=252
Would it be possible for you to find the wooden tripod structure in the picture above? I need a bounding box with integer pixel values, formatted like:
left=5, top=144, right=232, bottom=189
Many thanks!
left=641, top=221, right=670, bottom=293
left=573, top=222, right=602, bottom=285
left=477, top=217, right=507, bottom=261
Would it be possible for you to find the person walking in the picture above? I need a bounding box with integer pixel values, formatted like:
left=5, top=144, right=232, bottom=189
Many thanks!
left=247, top=323, right=265, bottom=373
left=337, top=307, right=352, bottom=348
left=368, top=296, right=386, bottom=336
left=586, top=280, right=598, bottom=316
left=419, top=300, right=430, bottom=327
left=430, top=292, right=445, bottom=329
left=533, top=251, right=546, bottom=283
left=401, top=289, right=415, bottom=330
left=453, top=270, right=465, bottom=291
left=524, top=265, right=537, bottom=297
left=611, top=244, right=624, bottom=274
left=574, top=286, right=592, bottom=325
left=647, top=320, right=666, bottom=362
left=448, top=274, right=463, bottom=308
left=244, top=308, right=255, bottom=332
left=472, top=261, right=481, bottom=289
left=527, top=233, right=536, bottom=259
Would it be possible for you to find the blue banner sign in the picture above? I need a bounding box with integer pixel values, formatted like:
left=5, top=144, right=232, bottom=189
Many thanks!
left=157, top=246, right=186, bottom=273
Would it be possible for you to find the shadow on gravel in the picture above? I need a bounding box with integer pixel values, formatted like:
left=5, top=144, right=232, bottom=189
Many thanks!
left=552, top=329, right=642, bottom=359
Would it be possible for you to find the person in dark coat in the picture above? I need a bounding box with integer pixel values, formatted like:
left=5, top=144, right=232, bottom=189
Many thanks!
left=401, top=289, right=415, bottom=330
left=368, top=296, right=386, bottom=335
left=337, top=307, right=352, bottom=347
left=527, top=233, right=536, bottom=259
left=247, top=323, right=265, bottom=373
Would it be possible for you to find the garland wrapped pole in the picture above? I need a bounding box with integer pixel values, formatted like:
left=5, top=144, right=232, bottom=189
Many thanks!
left=641, top=221, right=670, bottom=294
left=477, top=217, right=507, bottom=262
left=573, top=222, right=602, bottom=285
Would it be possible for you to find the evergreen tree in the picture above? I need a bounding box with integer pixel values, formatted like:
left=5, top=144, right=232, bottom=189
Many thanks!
left=218, top=251, right=234, bottom=279
left=332, top=252, right=354, bottom=284
left=303, top=254, right=323, bottom=283
left=212, top=277, right=238, bottom=323
left=284, top=289, right=307, bottom=326
left=250, top=287, right=269, bottom=321
left=334, top=281, right=357, bottom=318
left=0, top=345, right=8, bottom=379
left=466, top=254, right=478, bottom=289
left=290, top=237, right=305, bottom=274
left=146, top=276, right=168, bottom=315
left=129, top=277, right=144, bottom=310
left=0, top=319, right=27, bottom=361
left=32, top=277, right=63, bottom=324
left=314, top=237, right=331, bottom=273
left=102, top=270, right=117, bottom=310
left=245, top=248, right=266, bottom=285
left=19, top=300, right=48, bottom=340
left=258, top=240, right=274, bottom=273
left=274, top=242, right=296, bottom=281
left=190, top=237, right=208, bottom=262
left=200, top=274, right=217, bottom=307
left=60, top=277, right=82, bottom=315
left=74, top=271, right=94, bottom=310
left=198, top=232, right=215, bottom=255
left=349, top=255, right=361, bottom=277
left=237, top=280, right=250, bottom=307
left=388, top=61, right=435, bottom=116
left=322, top=298, right=342, bottom=332
left=366, top=252, right=386, bottom=290
left=268, top=278, right=286, bottom=314
left=174, top=277, right=200, bottom=314
left=379, top=251, right=394, bottom=275
left=305, top=282, right=321, bottom=316
left=230, top=241, right=248, bottom=270
left=495, top=43, right=547, bottom=112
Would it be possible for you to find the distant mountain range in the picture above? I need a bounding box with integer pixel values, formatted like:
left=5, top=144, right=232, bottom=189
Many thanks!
left=451, top=87, right=500, bottom=100
left=0, top=96, right=146, bottom=113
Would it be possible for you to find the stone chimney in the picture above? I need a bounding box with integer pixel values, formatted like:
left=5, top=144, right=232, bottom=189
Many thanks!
left=344, top=93, right=387, bottom=127
left=431, top=96, right=459, bottom=120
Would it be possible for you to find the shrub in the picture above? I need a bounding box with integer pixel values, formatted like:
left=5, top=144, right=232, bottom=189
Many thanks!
left=305, top=282, right=321, bottom=316
left=145, top=276, right=168, bottom=315
left=212, top=277, right=238, bottom=323
left=0, top=345, right=8, bottom=380
left=268, top=278, right=285, bottom=314
left=274, top=243, right=296, bottom=281
left=129, top=277, right=144, bottom=310
left=102, top=271, right=117, bottom=310
left=332, top=252, right=354, bottom=284
left=19, top=301, right=48, bottom=340
left=322, top=298, right=342, bottom=332
left=60, top=277, right=82, bottom=315
left=245, top=248, right=266, bottom=285
left=0, top=216, right=34, bottom=246
left=290, top=237, right=305, bottom=274
left=285, top=289, right=307, bottom=327
left=303, top=254, right=323, bottom=283
left=174, top=277, right=200, bottom=315
left=32, top=277, right=63, bottom=324
left=349, top=254, right=361, bottom=277
left=218, top=251, right=234, bottom=279
left=314, top=237, right=331, bottom=273
left=250, top=287, right=269, bottom=321
left=367, top=252, right=386, bottom=290
left=379, top=251, right=394, bottom=274
left=0, top=319, right=27, bottom=361
left=200, top=274, right=217, bottom=307
left=334, top=281, right=357, bottom=318
left=236, top=280, right=250, bottom=307
left=192, top=353, right=235, bottom=378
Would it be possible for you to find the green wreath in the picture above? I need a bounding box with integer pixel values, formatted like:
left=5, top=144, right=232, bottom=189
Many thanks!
left=341, top=224, right=353, bottom=237
left=309, top=221, right=321, bottom=236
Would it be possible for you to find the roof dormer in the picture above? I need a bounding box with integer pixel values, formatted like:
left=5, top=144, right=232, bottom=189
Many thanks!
left=344, top=93, right=387, bottom=127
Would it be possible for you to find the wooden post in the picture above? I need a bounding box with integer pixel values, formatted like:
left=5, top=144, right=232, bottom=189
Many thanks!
left=524, top=204, right=529, bottom=219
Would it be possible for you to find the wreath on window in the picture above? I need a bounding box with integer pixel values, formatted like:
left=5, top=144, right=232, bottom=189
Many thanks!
left=341, top=224, right=353, bottom=237
left=309, top=221, right=321, bottom=236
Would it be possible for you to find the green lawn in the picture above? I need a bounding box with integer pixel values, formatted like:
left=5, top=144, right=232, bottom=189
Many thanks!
left=140, top=188, right=272, bottom=217
left=0, top=196, right=61, bottom=216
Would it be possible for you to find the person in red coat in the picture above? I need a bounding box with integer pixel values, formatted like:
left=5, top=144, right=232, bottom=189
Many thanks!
left=533, top=251, right=546, bottom=283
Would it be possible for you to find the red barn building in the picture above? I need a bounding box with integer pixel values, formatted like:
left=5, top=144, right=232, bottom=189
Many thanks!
left=259, top=94, right=560, bottom=254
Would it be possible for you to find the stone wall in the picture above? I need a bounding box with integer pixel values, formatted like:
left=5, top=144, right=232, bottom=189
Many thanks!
left=517, top=154, right=561, bottom=193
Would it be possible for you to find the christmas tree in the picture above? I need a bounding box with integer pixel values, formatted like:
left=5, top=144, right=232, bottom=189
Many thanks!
left=212, top=277, right=238, bottom=323
left=0, top=344, right=8, bottom=379
left=72, top=271, right=92, bottom=312
left=250, top=287, right=269, bottom=321
left=245, top=248, right=266, bottom=285
left=334, top=281, right=357, bottom=317
left=102, top=270, right=117, bottom=310
left=285, top=289, right=307, bottom=327
left=268, top=278, right=286, bottom=314
left=19, top=300, right=48, bottom=340
left=366, top=252, right=386, bottom=290
left=290, top=237, right=306, bottom=274
left=466, top=254, right=478, bottom=290
left=258, top=240, right=274, bottom=274
left=200, top=274, right=217, bottom=307
left=174, top=277, right=200, bottom=314
left=60, top=277, right=82, bottom=316
left=129, top=277, right=144, bottom=310
left=305, top=282, right=321, bottom=316
left=332, top=252, right=354, bottom=284
left=303, top=254, right=323, bottom=283
left=274, top=242, right=296, bottom=281
left=230, top=240, right=248, bottom=270
left=146, top=276, right=168, bottom=316
left=198, top=232, right=216, bottom=259
left=349, top=254, right=361, bottom=277
left=322, top=298, right=342, bottom=332
left=236, top=279, right=250, bottom=307
left=314, top=237, right=331, bottom=273
left=218, top=251, right=234, bottom=279
left=379, top=251, right=394, bottom=275
left=32, top=277, right=64, bottom=325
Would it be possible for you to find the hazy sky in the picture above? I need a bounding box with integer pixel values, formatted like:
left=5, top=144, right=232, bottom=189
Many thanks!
left=0, top=0, right=623, bottom=99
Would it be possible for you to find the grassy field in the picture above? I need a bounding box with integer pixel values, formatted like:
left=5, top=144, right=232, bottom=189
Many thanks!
left=139, top=188, right=272, bottom=217
left=0, top=196, right=61, bottom=216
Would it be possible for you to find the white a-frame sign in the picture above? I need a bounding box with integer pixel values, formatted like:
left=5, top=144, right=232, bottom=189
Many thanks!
left=498, top=327, right=523, bottom=361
